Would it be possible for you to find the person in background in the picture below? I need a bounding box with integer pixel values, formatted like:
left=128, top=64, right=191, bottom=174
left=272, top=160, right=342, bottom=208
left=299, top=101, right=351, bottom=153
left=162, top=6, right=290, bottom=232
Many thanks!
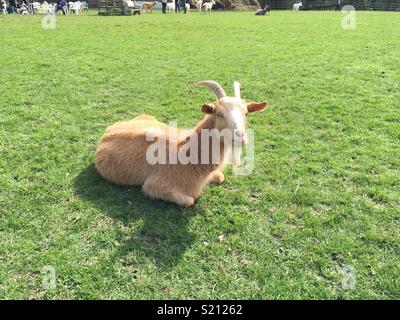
left=56, top=0, right=66, bottom=14
left=16, top=0, right=22, bottom=10
left=335, top=0, right=341, bottom=11
left=161, top=0, right=167, bottom=13
left=179, top=0, right=186, bottom=13
left=9, top=0, right=17, bottom=13
left=175, top=0, right=180, bottom=13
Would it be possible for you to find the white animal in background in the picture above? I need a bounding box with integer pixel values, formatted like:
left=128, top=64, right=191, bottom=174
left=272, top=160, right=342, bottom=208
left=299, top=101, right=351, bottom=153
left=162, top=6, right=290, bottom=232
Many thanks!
left=185, top=3, right=190, bottom=12
left=166, top=1, right=175, bottom=13
left=196, top=0, right=202, bottom=12
left=70, top=1, right=83, bottom=14
left=82, top=0, right=89, bottom=12
left=293, top=2, right=302, bottom=11
left=142, top=1, right=157, bottom=13
left=202, top=0, right=214, bottom=13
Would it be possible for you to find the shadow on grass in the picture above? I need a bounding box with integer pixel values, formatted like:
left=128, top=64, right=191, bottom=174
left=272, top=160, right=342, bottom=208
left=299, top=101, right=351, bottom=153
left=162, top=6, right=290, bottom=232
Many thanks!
left=74, top=164, right=202, bottom=269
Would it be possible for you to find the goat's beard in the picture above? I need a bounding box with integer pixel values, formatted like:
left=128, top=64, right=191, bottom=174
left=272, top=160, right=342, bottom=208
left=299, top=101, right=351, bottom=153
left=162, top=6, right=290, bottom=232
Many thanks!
left=232, top=144, right=242, bottom=166
left=224, top=142, right=243, bottom=166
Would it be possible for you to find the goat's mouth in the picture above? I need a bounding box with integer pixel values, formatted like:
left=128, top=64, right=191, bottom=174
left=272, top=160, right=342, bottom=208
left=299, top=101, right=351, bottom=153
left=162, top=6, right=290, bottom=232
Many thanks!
left=233, top=136, right=247, bottom=146
left=232, top=130, right=248, bottom=146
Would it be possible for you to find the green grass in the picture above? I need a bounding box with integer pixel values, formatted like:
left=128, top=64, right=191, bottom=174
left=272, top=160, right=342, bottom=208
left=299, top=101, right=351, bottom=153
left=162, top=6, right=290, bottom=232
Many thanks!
left=0, top=10, right=399, bottom=299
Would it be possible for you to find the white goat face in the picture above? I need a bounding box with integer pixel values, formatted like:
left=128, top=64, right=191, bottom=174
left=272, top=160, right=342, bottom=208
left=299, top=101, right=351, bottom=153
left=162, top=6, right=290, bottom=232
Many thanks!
left=216, top=97, right=248, bottom=145
left=199, top=80, right=268, bottom=145
left=201, top=97, right=268, bottom=146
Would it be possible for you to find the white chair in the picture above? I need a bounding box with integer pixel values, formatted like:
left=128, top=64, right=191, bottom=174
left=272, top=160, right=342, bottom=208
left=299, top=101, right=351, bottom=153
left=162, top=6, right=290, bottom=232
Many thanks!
left=1, top=0, right=7, bottom=14
left=20, top=4, right=30, bottom=14
left=32, top=2, right=41, bottom=13
left=48, top=3, right=56, bottom=15
left=39, top=3, right=49, bottom=14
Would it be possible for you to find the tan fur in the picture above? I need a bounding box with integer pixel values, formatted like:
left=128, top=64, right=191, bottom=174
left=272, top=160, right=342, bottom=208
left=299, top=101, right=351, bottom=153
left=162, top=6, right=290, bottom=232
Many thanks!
left=95, top=82, right=267, bottom=206
left=142, top=2, right=157, bottom=12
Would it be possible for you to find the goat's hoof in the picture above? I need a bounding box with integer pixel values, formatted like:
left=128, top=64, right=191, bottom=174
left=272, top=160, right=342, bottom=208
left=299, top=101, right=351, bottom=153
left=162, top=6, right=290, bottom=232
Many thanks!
left=172, top=193, right=195, bottom=207
left=183, top=197, right=195, bottom=207
left=179, top=196, right=195, bottom=207
left=210, top=172, right=225, bottom=184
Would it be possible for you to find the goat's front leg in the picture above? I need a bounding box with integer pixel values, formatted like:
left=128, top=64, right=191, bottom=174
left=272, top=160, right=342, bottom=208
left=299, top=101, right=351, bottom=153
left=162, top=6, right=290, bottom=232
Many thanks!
left=207, top=171, right=225, bottom=184
left=142, top=178, right=195, bottom=207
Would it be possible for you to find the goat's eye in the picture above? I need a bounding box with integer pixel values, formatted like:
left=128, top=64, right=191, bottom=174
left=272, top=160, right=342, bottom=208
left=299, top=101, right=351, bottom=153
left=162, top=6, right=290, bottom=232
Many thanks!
left=216, top=112, right=223, bottom=118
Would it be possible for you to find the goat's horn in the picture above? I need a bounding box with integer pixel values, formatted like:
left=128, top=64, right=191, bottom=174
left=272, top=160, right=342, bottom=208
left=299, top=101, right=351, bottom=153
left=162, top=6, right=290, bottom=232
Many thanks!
left=233, top=81, right=241, bottom=98
left=196, top=80, right=226, bottom=99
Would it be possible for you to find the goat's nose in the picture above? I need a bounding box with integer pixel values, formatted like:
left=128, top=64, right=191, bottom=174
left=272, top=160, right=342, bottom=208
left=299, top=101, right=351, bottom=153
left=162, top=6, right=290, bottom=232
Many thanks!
left=235, top=130, right=244, bottom=138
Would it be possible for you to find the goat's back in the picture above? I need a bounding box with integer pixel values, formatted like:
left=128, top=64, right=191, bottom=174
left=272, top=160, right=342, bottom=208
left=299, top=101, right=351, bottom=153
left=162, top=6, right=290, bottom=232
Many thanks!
left=96, top=115, right=163, bottom=185
left=95, top=115, right=186, bottom=186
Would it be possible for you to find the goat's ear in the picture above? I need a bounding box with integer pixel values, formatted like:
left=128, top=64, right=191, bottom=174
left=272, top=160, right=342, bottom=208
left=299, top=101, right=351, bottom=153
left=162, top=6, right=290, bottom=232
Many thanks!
left=247, top=101, right=268, bottom=113
left=201, top=103, right=216, bottom=114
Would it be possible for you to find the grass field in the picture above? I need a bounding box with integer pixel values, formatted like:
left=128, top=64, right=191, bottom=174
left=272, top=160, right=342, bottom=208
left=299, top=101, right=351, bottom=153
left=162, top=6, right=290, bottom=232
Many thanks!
left=0, top=10, right=399, bottom=299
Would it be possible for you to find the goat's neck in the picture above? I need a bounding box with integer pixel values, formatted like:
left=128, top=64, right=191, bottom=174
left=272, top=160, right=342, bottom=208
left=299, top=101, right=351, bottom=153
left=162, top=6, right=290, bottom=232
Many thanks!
left=180, top=115, right=225, bottom=173
left=193, top=115, right=215, bottom=135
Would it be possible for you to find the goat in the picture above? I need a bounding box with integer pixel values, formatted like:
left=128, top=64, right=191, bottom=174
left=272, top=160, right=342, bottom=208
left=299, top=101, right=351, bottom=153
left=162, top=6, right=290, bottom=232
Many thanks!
left=293, top=2, right=302, bottom=11
left=185, top=3, right=190, bottom=12
left=196, top=0, right=202, bottom=12
left=95, top=81, right=268, bottom=207
left=142, top=1, right=157, bottom=13
left=82, top=0, right=88, bottom=12
left=255, top=4, right=270, bottom=15
left=202, top=0, right=214, bottom=13
left=166, top=0, right=174, bottom=13
left=70, top=1, right=82, bottom=14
